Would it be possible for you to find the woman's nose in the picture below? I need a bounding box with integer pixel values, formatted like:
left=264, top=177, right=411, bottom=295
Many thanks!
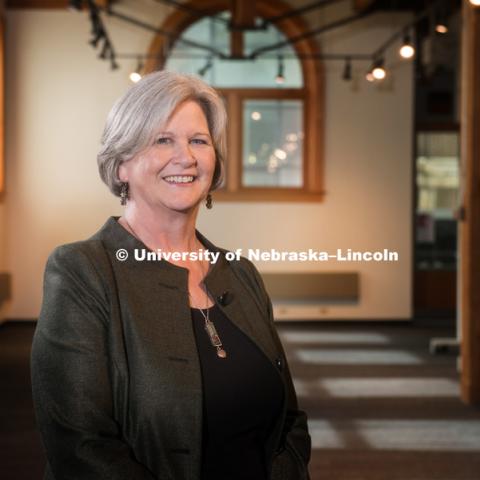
left=173, top=141, right=197, bottom=166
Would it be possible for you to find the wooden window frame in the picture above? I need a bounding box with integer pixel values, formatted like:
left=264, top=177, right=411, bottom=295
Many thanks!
left=0, top=0, right=4, bottom=198
left=145, top=0, right=325, bottom=202
left=215, top=88, right=312, bottom=202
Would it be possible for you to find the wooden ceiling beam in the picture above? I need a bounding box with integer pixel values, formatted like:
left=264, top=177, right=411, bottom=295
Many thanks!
left=231, top=0, right=256, bottom=29
left=230, top=0, right=256, bottom=58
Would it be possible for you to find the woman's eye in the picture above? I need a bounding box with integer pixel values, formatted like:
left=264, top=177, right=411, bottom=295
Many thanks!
left=156, top=137, right=171, bottom=144
left=191, top=138, right=208, bottom=145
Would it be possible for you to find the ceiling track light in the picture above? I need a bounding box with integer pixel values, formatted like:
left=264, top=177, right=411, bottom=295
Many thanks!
left=370, top=57, right=386, bottom=81
left=110, top=53, right=119, bottom=71
left=275, top=54, right=285, bottom=84
left=68, top=0, right=83, bottom=12
left=98, top=39, right=110, bottom=60
left=73, top=0, right=450, bottom=77
left=342, top=57, right=352, bottom=81
left=197, top=56, right=213, bottom=77
left=88, top=6, right=105, bottom=48
left=399, top=30, right=415, bottom=59
left=130, top=57, right=144, bottom=83
left=89, top=27, right=104, bottom=48
left=435, top=6, right=448, bottom=34
left=84, top=0, right=119, bottom=71
left=435, top=22, right=448, bottom=34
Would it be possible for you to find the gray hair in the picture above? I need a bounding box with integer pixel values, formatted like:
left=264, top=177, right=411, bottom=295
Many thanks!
left=97, top=70, right=227, bottom=197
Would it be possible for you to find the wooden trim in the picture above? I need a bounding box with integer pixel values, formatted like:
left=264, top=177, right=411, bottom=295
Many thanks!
left=144, top=0, right=325, bottom=202
left=217, top=88, right=304, bottom=98
left=416, top=122, right=460, bottom=132
left=460, top=0, right=480, bottom=405
left=212, top=189, right=325, bottom=202
left=0, top=272, right=11, bottom=306
left=0, top=2, right=4, bottom=197
left=225, top=91, right=241, bottom=192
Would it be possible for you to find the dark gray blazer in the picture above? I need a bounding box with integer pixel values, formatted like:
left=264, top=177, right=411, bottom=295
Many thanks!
left=31, top=216, right=311, bottom=480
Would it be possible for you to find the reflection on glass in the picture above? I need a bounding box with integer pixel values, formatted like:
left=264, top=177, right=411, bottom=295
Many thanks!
left=242, top=100, right=303, bottom=187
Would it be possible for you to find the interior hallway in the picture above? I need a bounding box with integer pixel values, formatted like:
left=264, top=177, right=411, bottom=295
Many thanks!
left=1, top=318, right=479, bottom=480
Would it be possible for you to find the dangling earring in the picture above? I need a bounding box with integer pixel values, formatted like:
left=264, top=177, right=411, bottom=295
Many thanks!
left=206, top=193, right=213, bottom=209
left=120, top=182, right=129, bottom=206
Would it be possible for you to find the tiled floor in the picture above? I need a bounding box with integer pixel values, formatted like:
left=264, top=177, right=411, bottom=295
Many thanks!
left=279, top=320, right=480, bottom=480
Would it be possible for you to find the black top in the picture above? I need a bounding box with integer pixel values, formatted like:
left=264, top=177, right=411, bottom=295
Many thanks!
left=191, top=303, right=284, bottom=480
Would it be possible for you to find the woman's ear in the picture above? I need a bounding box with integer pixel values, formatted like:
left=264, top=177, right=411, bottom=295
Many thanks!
left=118, top=162, right=128, bottom=183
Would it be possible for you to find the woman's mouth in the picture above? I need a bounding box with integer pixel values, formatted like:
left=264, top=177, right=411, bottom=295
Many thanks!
left=162, top=175, right=196, bottom=185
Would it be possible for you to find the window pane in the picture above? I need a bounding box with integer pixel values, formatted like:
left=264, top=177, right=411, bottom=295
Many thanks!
left=415, top=131, right=459, bottom=270
left=242, top=100, right=303, bottom=187
left=416, top=131, right=459, bottom=216
left=165, top=12, right=303, bottom=88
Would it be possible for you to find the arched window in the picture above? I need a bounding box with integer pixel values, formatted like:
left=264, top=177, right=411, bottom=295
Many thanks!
left=145, top=0, right=324, bottom=202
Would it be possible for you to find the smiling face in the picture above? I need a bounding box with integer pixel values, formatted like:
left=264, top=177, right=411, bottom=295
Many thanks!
left=118, top=100, right=216, bottom=214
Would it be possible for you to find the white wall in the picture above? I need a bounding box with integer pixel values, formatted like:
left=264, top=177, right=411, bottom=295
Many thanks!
left=1, top=2, right=413, bottom=321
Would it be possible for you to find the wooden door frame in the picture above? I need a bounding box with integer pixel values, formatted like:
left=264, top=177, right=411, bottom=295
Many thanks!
left=460, top=0, right=480, bottom=405
left=0, top=0, right=4, bottom=198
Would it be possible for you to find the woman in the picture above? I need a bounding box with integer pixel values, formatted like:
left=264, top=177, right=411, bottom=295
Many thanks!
left=31, top=70, right=311, bottom=480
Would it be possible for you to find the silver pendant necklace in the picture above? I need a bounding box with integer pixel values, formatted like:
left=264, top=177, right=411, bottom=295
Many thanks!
left=189, top=291, right=227, bottom=359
